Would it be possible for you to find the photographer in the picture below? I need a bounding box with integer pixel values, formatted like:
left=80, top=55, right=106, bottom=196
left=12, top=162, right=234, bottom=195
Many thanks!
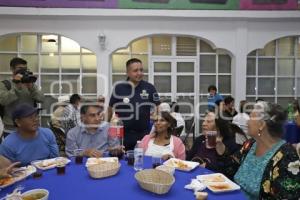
left=0, top=57, right=44, bottom=140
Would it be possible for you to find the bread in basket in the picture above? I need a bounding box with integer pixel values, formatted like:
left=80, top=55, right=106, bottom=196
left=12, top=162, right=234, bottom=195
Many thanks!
left=135, top=169, right=175, bottom=194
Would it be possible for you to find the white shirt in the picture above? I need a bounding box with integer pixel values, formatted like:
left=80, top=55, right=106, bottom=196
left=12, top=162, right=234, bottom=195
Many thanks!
left=145, top=136, right=175, bottom=158
left=232, top=113, right=251, bottom=145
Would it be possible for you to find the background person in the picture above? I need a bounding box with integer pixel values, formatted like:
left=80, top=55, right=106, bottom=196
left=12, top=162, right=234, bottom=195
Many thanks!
left=0, top=57, right=44, bottom=139
left=107, top=58, right=160, bottom=150
left=62, top=94, right=82, bottom=134
left=207, top=85, right=223, bottom=112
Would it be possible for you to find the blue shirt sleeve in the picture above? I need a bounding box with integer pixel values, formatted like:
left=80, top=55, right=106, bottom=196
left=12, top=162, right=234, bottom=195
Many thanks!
left=0, top=140, right=16, bottom=163
left=45, top=128, right=59, bottom=158
left=65, top=127, right=80, bottom=157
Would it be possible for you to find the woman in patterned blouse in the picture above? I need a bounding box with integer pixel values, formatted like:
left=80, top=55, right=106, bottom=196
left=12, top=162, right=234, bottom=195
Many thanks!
left=216, top=102, right=300, bottom=200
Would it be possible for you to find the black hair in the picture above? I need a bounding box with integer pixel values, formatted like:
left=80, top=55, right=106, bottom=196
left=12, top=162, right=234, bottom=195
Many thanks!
left=154, top=111, right=177, bottom=139
left=239, top=100, right=247, bottom=113
left=126, top=58, right=142, bottom=70
left=255, top=98, right=264, bottom=103
left=215, top=117, right=234, bottom=140
left=10, top=57, right=27, bottom=70
left=224, top=96, right=234, bottom=105
left=80, top=104, right=103, bottom=115
left=70, top=94, right=81, bottom=105
left=265, top=103, right=287, bottom=138
left=292, top=99, right=300, bottom=113
left=171, top=102, right=179, bottom=113
left=208, top=85, right=217, bottom=93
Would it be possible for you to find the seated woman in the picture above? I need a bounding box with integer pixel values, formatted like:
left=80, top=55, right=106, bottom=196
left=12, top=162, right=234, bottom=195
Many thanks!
left=0, top=103, right=59, bottom=166
left=140, top=111, right=186, bottom=160
left=217, top=102, right=300, bottom=199
left=186, top=112, right=240, bottom=171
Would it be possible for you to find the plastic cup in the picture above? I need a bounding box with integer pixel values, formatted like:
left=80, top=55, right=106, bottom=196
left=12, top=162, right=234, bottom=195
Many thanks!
left=74, top=149, right=84, bottom=164
left=126, top=150, right=135, bottom=166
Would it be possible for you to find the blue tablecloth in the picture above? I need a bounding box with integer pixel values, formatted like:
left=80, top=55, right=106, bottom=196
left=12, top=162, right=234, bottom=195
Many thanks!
left=0, top=157, right=246, bottom=200
left=284, top=121, right=300, bottom=144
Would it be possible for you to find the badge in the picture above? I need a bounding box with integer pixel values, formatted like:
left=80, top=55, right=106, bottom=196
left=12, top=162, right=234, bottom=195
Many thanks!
left=140, top=90, right=149, bottom=99
left=123, top=97, right=130, bottom=103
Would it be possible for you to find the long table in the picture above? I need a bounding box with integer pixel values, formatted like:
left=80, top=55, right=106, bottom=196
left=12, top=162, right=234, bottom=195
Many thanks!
left=0, top=157, right=246, bottom=200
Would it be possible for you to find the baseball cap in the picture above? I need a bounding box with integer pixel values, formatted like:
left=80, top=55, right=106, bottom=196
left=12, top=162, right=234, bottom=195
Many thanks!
left=12, top=103, right=40, bottom=121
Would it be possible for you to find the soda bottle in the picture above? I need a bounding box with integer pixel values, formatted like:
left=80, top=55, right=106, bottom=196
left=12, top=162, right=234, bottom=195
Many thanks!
left=134, top=141, right=144, bottom=171
left=109, top=114, right=124, bottom=146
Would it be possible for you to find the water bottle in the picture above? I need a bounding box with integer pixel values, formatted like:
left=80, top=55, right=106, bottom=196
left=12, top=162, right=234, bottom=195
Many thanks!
left=134, top=141, right=144, bottom=171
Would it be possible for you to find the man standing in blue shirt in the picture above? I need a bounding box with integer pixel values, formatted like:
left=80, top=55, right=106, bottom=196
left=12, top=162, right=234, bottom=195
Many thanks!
left=66, top=104, right=121, bottom=157
left=0, top=103, right=59, bottom=166
left=207, top=85, right=223, bottom=112
left=107, top=58, right=160, bottom=150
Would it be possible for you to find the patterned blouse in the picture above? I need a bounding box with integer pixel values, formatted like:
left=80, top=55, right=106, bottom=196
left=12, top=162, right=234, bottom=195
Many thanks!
left=220, top=139, right=300, bottom=200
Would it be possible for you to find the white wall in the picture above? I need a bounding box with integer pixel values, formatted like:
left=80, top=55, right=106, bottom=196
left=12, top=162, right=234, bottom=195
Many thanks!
left=1, top=8, right=300, bottom=105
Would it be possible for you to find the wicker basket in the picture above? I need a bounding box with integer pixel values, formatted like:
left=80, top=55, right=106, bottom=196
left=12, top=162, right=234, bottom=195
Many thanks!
left=135, top=169, right=175, bottom=194
left=156, top=165, right=175, bottom=175
left=87, top=162, right=121, bottom=179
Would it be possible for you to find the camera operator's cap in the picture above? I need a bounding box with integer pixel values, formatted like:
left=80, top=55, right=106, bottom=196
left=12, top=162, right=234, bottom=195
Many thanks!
left=12, top=103, right=40, bottom=121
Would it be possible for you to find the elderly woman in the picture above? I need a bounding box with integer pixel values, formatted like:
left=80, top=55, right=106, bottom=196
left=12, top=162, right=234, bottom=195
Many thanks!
left=140, top=111, right=185, bottom=160
left=217, top=102, right=300, bottom=199
left=186, top=112, right=239, bottom=171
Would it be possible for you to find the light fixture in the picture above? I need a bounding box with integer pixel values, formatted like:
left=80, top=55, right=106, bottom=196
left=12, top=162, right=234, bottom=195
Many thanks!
left=98, top=33, right=106, bottom=50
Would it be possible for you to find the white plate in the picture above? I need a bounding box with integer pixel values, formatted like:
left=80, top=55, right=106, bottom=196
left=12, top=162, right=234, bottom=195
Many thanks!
left=85, top=157, right=119, bottom=167
left=163, top=158, right=199, bottom=171
left=31, top=157, right=71, bottom=170
left=197, top=173, right=240, bottom=193
left=0, top=165, right=36, bottom=189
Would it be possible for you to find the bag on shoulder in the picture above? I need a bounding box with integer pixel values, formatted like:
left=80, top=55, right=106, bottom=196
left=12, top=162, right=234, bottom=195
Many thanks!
left=0, top=80, right=12, bottom=118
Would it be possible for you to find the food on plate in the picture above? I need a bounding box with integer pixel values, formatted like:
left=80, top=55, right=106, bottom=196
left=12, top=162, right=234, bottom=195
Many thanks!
left=194, top=191, right=208, bottom=200
left=208, top=183, right=231, bottom=191
left=203, top=174, right=226, bottom=182
left=169, top=159, right=191, bottom=170
left=0, top=177, right=14, bottom=186
left=22, top=192, right=46, bottom=200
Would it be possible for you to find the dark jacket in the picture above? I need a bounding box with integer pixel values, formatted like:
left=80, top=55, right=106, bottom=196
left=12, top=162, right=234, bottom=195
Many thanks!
left=186, top=135, right=240, bottom=172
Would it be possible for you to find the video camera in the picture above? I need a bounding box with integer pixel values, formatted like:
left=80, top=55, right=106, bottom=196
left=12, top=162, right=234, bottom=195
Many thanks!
left=13, top=68, right=37, bottom=83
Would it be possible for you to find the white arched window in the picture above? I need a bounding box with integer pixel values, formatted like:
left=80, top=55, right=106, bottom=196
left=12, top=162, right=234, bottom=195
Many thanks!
left=0, top=33, right=97, bottom=125
left=111, top=35, right=232, bottom=134
left=246, top=36, right=300, bottom=108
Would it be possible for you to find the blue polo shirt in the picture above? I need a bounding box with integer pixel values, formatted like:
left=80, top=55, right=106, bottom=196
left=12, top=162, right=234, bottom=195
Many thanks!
left=0, top=127, right=59, bottom=165
left=109, top=80, right=160, bottom=139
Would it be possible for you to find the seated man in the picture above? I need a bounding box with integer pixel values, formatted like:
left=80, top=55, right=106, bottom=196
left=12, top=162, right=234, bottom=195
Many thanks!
left=0, top=103, right=59, bottom=165
left=65, top=104, right=121, bottom=157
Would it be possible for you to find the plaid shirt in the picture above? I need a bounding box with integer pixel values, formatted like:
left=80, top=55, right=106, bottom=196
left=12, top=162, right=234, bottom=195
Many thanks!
left=62, top=104, right=80, bottom=134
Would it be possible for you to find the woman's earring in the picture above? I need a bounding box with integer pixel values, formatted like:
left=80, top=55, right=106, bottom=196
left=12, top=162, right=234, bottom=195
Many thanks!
left=258, top=128, right=262, bottom=137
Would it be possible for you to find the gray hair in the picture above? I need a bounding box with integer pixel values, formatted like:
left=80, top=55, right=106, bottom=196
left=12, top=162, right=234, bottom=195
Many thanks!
left=253, top=102, right=287, bottom=138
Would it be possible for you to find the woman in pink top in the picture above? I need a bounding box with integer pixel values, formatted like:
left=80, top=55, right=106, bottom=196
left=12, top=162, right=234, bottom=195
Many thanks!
left=139, top=111, right=186, bottom=160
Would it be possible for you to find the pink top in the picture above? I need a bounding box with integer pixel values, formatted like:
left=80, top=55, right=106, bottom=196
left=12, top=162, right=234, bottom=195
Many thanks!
left=139, top=134, right=186, bottom=160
